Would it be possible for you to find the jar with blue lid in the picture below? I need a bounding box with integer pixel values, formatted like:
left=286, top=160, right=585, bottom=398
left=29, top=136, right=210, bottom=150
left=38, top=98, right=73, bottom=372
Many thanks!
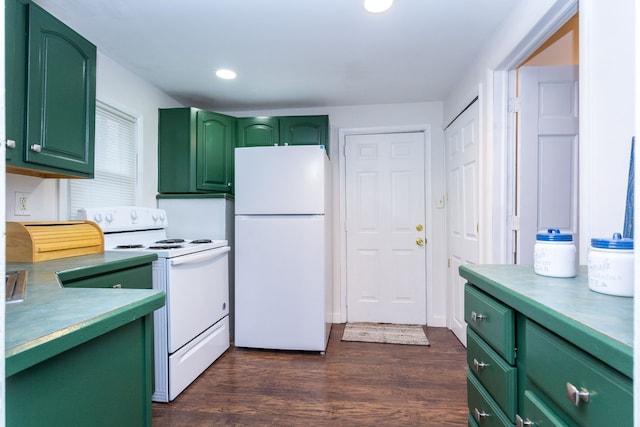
left=534, top=228, right=576, bottom=278
left=588, top=233, right=634, bottom=297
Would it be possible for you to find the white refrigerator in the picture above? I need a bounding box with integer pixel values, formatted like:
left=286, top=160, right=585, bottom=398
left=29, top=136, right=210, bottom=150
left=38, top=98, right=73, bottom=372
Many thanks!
left=234, top=145, right=332, bottom=352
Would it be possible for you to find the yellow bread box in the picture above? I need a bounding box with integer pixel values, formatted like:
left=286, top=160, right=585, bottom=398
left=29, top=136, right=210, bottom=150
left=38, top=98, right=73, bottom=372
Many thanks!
left=7, top=221, right=104, bottom=262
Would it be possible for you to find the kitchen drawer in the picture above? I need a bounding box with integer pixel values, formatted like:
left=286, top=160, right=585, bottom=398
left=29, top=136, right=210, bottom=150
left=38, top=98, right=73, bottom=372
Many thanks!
left=465, top=285, right=515, bottom=364
left=467, top=370, right=514, bottom=426
left=516, top=390, right=569, bottom=427
left=467, top=328, right=517, bottom=419
left=59, top=265, right=153, bottom=289
left=525, top=319, right=632, bottom=426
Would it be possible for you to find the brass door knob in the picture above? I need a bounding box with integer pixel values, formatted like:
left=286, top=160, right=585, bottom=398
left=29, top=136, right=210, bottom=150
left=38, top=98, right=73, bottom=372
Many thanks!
left=416, top=238, right=424, bottom=246
left=416, top=224, right=424, bottom=231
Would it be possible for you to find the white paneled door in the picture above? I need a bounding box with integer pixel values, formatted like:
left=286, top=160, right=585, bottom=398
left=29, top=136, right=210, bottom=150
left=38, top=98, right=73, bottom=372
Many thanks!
left=446, top=101, right=480, bottom=346
left=518, top=65, right=579, bottom=264
left=345, top=132, right=426, bottom=325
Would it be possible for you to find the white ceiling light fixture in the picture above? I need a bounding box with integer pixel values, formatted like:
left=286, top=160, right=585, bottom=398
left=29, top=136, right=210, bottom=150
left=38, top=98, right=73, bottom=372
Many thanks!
left=364, top=0, right=394, bottom=13
left=216, top=69, right=237, bottom=80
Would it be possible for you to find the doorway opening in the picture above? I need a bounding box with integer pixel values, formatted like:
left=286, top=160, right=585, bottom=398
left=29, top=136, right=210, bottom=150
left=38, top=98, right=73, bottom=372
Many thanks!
left=512, top=13, right=579, bottom=264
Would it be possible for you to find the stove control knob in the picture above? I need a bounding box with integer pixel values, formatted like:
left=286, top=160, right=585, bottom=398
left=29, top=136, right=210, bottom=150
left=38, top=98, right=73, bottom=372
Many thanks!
left=105, top=213, right=113, bottom=224
left=93, top=213, right=103, bottom=224
left=130, top=209, right=138, bottom=222
left=159, top=212, right=166, bottom=222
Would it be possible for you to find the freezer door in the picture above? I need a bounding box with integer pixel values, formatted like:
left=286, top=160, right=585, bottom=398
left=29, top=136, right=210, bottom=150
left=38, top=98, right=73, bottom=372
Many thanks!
left=234, top=214, right=328, bottom=351
left=235, top=145, right=327, bottom=215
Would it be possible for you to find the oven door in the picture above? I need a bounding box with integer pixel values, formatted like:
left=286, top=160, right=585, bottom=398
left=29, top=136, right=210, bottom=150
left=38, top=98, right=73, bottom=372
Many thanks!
left=166, top=245, right=230, bottom=353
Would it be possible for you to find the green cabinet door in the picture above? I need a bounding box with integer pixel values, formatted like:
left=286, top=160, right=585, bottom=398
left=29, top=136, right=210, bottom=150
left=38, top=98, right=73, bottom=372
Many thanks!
left=236, top=115, right=329, bottom=156
left=280, top=115, right=328, bottom=148
left=158, top=107, right=235, bottom=194
left=236, top=116, right=279, bottom=147
left=197, top=111, right=235, bottom=193
left=5, top=0, right=96, bottom=178
left=5, top=0, right=27, bottom=166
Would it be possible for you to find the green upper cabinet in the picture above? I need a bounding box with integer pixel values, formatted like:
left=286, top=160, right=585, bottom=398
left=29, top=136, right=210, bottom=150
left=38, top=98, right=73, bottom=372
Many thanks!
left=158, top=108, right=235, bottom=194
left=236, top=117, right=279, bottom=147
left=5, top=0, right=96, bottom=178
left=237, top=115, right=329, bottom=156
left=280, top=115, right=328, bottom=148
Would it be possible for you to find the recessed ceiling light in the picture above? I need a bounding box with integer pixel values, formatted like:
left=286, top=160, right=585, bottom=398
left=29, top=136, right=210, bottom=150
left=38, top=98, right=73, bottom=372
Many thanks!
left=216, top=69, right=237, bottom=80
left=364, top=0, right=394, bottom=13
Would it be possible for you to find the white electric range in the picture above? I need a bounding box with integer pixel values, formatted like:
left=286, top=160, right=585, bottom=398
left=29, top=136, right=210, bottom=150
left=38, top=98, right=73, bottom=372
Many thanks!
left=79, top=206, right=230, bottom=402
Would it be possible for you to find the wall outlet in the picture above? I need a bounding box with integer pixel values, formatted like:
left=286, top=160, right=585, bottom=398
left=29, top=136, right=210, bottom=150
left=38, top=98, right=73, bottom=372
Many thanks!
left=15, top=192, right=31, bottom=216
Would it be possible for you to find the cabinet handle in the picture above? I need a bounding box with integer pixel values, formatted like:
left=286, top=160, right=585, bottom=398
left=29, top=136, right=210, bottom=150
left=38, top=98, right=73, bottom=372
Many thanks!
left=473, top=408, right=490, bottom=423
left=515, top=414, right=535, bottom=427
left=30, top=144, right=42, bottom=153
left=5, top=139, right=16, bottom=149
left=471, top=311, right=486, bottom=322
left=227, top=182, right=232, bottom=187
left=112, top=284, right=122, bottom=289
left=566, top=382, right=590, bottom=406
left=473, top=358, right=490, bottom=372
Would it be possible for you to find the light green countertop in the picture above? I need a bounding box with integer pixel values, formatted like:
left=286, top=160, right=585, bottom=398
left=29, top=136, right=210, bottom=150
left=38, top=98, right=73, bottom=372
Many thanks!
left=459, top=264, right=633, bottom=378
left=6, top=252, right=165, bottom=376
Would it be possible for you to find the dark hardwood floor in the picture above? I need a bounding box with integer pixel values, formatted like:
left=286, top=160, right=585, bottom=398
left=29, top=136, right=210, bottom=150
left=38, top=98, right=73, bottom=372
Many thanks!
left=152, top=324, right=468, bottom=426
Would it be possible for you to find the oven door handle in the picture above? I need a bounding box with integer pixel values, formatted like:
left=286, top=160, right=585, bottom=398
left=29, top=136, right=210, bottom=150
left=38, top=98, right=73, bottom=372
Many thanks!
left=169, top=246, right=230, bottom=266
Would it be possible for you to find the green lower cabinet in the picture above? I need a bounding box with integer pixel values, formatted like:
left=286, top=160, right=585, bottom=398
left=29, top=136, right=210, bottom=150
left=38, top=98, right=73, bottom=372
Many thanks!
left=517, top=390, right=570, bottom=427
left=467, top=370, right=514, bottom=426
left=59, top=264, right=152, bottom=289
left=6, top=315, right=155, bottom=427
left=465, top=285, right=515, bottom=364
left=467, top=329, right=517, bottom=419
left=525, top=320, right=632, bottom=426
left=461, top=266, right=633, bottom=427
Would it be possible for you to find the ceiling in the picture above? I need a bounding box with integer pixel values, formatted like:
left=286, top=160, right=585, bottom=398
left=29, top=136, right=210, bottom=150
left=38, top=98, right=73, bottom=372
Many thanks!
left=33, top=0, right=522, bottom=111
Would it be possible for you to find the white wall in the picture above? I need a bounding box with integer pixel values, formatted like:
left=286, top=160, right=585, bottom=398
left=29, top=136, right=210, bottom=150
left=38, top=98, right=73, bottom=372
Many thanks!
left=222, top=102, right=447, bottom=326
left=579, top=1, right=636, bottom=258
left=443, top=0, right=580, bottom=264
left=444, top=0, right=636, bottom=264
left=5, top=51, right=182, bottom=221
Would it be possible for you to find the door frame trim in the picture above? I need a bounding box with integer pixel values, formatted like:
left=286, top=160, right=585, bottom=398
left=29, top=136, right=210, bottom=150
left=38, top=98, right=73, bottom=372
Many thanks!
left=338, top=125, right=432, bottom=324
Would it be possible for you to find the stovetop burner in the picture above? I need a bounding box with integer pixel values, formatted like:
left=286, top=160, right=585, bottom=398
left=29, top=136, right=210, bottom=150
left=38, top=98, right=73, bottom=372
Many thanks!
left=191, top=239, right=213, bottom=244
left=116, top=244, right=145, bottom=249
left=156, top=239, right=185, bottom=244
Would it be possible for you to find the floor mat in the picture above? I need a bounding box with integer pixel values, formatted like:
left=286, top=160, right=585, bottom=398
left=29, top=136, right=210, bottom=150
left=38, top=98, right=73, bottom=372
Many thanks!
left=341, top=322, right=430, bottom=346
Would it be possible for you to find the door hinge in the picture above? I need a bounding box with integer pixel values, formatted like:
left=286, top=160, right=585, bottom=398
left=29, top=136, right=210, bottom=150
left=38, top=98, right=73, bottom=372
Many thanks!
left=448, top=259, right=451, bottom=268
left=508, top=97, right=521, bottom=113
left=512, top=215, right=520, bottom=231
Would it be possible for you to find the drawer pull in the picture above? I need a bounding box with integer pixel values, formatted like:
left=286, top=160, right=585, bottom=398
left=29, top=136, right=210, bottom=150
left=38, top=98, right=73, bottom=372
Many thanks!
left=112, top=284, right=122, bottom=289
left=566, top=382, right=590, bottom=406
left=473, top=408, right=490, bottom=423
left=471, top=311, right=486, bottom=322
left=473, top=358, right=490, bottom=372
left=515, top=414, right=535, bottom=427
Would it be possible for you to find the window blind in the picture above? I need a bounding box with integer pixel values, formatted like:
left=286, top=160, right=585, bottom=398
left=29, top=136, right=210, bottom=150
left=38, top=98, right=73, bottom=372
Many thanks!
left=69, top=101, right=137, bottom=218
